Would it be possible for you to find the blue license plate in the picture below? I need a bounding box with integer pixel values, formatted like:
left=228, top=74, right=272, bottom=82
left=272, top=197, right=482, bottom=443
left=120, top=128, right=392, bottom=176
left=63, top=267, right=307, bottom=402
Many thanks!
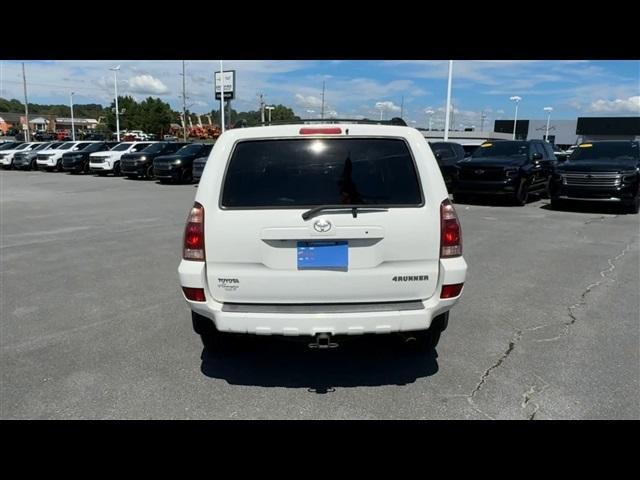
left=297, top=241, right=348, bottom=270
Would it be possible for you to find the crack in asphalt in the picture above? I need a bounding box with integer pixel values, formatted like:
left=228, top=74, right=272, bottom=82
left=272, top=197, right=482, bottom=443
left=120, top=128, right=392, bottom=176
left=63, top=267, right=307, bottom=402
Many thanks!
left=469, top=330, right=523, bottom=403
left=521, top=378, right=550, bottom=420
left=535, top=242, right=632, bottom=343
left=464, top=241, right=633, bottom=419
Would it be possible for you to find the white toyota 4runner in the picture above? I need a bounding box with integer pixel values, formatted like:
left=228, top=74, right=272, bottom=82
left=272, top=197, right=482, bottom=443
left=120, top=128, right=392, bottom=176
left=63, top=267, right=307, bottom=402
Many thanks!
left=178, top=123, right=467, bottom=351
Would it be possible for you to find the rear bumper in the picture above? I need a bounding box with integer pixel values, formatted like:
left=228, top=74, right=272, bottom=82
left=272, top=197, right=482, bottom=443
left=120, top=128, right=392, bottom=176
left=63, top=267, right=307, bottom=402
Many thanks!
left=178, top=256, right=467, bottom=336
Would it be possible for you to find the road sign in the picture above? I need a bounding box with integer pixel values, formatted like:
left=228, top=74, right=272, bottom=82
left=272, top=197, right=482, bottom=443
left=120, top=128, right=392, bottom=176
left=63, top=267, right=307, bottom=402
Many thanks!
left=215, top=70, right=236, bottom=100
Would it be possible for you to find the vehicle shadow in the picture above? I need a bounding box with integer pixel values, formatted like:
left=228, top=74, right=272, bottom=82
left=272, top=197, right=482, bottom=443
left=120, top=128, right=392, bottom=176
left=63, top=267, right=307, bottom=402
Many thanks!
left=539, top=201, right=627, bottom=215
left=200, top=335, right=439, bottom=393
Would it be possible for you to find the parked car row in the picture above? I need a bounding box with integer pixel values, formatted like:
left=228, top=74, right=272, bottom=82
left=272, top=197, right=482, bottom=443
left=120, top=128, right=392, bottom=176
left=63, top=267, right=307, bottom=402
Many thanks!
left=1, top=139, right=216, bottom=184
left=430, top=139, right=640, bottom=214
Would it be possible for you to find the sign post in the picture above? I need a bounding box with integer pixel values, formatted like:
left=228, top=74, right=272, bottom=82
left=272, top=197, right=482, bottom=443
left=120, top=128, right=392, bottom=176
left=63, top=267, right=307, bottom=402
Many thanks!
left=215, top=69, right=236, bottom=132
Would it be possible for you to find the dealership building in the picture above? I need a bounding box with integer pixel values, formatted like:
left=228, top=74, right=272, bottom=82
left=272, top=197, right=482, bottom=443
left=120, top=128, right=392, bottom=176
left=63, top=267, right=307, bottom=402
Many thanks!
left=494, top=116, right=640, bottom=148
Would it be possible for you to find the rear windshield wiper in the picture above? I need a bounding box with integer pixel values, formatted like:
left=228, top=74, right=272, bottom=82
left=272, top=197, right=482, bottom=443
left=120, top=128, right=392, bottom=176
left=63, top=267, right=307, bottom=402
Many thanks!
left=302, top=205, right=389, bottom=220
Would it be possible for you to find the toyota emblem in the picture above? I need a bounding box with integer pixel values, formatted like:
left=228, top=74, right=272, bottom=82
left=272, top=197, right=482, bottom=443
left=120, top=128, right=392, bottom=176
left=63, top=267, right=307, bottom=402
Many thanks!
left=474, top=169, right=485, bottom=175
left=313, top=219, right=332, bottom=233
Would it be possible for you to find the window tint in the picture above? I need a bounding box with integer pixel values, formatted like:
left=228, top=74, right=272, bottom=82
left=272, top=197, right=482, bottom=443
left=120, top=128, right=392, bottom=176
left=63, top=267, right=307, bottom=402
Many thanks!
left=75, top=143, right=93, bottom=150
left=222, top=138, right=422, bottom=208
left=570, top=142, right=639, bottom=161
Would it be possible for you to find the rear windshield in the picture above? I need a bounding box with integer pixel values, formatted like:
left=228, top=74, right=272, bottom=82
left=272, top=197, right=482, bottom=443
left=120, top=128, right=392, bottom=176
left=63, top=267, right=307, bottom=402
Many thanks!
left=221, top=138, right=422, bottom=208
left=472, top=141, right=529, bottom=158
left=569, top=142, right=639, bottom=161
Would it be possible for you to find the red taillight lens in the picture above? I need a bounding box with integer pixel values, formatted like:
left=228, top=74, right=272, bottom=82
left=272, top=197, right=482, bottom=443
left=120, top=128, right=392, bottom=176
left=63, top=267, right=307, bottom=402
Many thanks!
left=183, top=202, right=205, bottom=261
left=441, top=283, right=464, bottom=299
left=182, top=287, right=206, bottom=302
left=440, top=199, right=462, bottom=258
left=299, top=127, right=342, bottom=135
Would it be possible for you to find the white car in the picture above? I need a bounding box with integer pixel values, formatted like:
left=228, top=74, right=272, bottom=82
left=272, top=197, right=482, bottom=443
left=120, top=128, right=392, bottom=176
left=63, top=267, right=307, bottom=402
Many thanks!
left=0, top=142, right=42, bottom=169
left=36, top=141, right=93, bottom=171
left=178, top=123, right=467, bottom=351
left=89, top=141, right=155, bottom=176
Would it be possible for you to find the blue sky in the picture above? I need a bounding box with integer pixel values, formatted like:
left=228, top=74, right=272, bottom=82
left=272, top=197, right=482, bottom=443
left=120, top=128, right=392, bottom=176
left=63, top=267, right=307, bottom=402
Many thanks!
left=1, top=60, right=638, bottom=128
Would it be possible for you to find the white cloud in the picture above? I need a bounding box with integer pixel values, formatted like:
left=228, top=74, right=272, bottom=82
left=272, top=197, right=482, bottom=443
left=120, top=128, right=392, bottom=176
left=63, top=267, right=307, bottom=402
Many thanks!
left=375, top=101, right=401, bottom=113
left=295, top=93, right=324, bottom=109
left=127, top=74, right=169, bottom=95
left=586, top=96, right=640, bottom=113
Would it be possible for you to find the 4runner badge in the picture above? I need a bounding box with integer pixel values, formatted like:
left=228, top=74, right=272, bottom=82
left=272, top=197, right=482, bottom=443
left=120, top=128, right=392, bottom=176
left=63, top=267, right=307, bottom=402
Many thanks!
left=392, top=275, right=429, bottom=282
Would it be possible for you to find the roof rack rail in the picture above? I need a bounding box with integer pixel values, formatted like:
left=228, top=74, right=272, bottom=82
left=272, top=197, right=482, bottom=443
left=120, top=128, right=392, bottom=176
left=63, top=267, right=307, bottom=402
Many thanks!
left=263, top=117, right=408, bottom=127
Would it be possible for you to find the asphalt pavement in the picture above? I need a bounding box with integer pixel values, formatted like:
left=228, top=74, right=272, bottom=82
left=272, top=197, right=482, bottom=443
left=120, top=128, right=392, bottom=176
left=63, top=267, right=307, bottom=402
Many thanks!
left=1, top=170, right=638, bottom=419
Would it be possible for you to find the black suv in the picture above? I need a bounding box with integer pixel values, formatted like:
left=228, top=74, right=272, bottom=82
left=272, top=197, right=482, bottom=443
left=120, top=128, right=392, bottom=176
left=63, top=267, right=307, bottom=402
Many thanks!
left=453, top=140, right=556, bottom=205
left=429, top=141, right=466, bottom=190
left=550, top=141, right=640, bottom=214
left=13, top=142, right=64, bottom=170
left=153, top=143, right=213, bottom=183
left=62, top=142, right=119, bottom=174
left=121, top=142, right=188, bottom=179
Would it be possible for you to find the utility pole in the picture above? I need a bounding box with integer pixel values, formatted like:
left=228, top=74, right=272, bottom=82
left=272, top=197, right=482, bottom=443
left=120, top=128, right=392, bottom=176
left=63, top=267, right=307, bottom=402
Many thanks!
left=480, top=110, right=487, bottom=132
left=259, top=93, right=265, bottom=125
left=182, top=60, right=187, bottom=141
left=321, top=81, right=325, bottom=119
left=400, top=96, right=404, bottom=119
left=22, top=62, right=30, bottom=142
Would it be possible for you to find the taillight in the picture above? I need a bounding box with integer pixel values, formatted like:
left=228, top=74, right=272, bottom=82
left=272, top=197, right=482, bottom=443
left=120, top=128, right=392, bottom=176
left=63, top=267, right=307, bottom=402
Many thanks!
left=182, top=287, right=206, bottom=302
left=183, top=202, right=205, bottom=261
left=299, top=127, right=342, bottom=135
left=441, top=283, right=464, bottom=298
left=440, top=199, right=462, bottom=258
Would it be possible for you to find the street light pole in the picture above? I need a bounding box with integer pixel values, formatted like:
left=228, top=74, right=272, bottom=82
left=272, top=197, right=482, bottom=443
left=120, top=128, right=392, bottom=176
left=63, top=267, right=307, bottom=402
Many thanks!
left=70, top=92, right=76, bottom=141
left=110, top=66, right=121, bottom=142
left=266, top=106, right=275, bottom=124
left=444, top=60, right=453, bottom=141
left=510, top=96, right=522, bottom=140
left=543, top=106, right=553, bottom=142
